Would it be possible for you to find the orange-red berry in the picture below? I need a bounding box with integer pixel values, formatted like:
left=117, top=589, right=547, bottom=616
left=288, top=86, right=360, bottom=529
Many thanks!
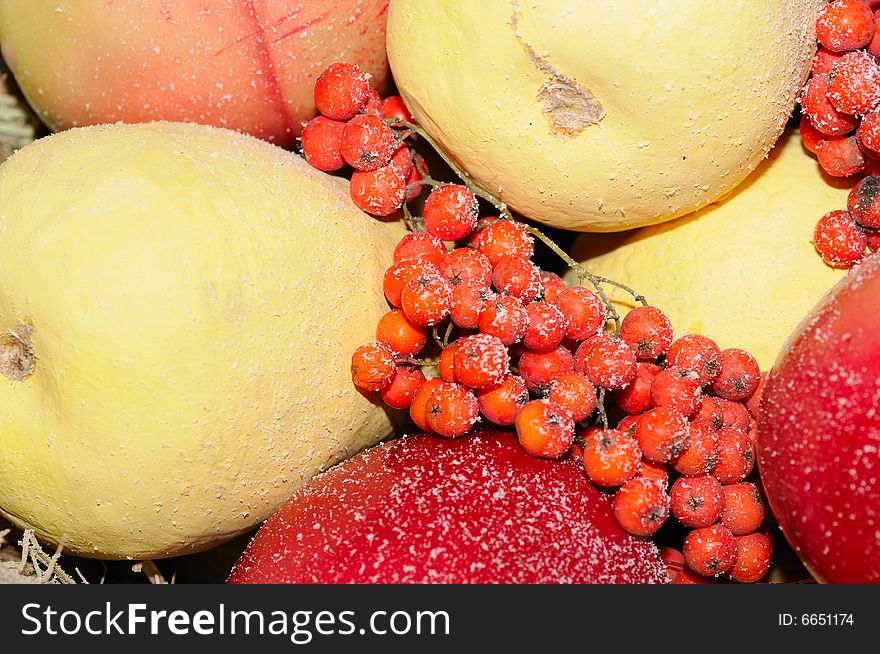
left=574, top=335, right=637, bottom=390
left=453, top=333, right=509, bottom=390
left=713, top=427, right=755, bottom=484
left=619, top=305, right=674, bottom=360
left=314, top=62, right=370, bottom=120
left=613, top=477, right=670, bottom=537
left=477, top=373, right=529, bottom=426
left=424, top=381, right=479, bottom=438
left=730, top=532, right=773, bottom=583
left=548, top=372, right=597, bottom=422
left=710, top=348, right=760, bottom=401
left=636, top=407, right=690, bottom=463
left=351, top=342, right=396, bottom=391
left=376, top=309, right=427, bottom=356
left=379, top=365, right=425, bottom=409
left=582, top=429, right=641, bottom=487
left=721, top=482, right=766, bottom=535
left=683, top=524, right=738, bottom=576
left=670, top=475, right=724, bottom=529
left=514, top=399, right=575, bottom=459
left=424, top=185, right=479, bottom=241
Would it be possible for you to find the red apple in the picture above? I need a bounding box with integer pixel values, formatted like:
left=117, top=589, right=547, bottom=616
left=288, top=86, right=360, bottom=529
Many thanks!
left=228, top=431, right=668, bottom=584
left=0, top=0, right=391, bottom=147
left=757, top=254, right=880, bottom=583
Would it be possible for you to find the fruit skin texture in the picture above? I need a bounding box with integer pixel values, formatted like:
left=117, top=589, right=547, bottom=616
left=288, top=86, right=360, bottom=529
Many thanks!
left=569, top=131, right=846, bottom=369
left=0, top=122, right=406, bottom=559
left=0, top=0, right=391, bottom=147
left=228, top=432, right=668, bottom=583
left=757, top=253, right=880, bottom=583
left=386, top=0, right=821, bottom=232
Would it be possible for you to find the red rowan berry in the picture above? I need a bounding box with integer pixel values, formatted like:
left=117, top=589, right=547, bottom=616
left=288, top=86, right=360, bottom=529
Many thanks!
left=619, top=305, right=674, bottom=360
left=409, top=377, right=445, bottom=432
left=713, top=428, right=755, bottom=484
left=376, top=309, right=427, bottom=356
left=613, top=477, right=670, bottom=537
left=711, top=349, right=760, bottom=401
left=401, top=271, right=452, bottom=326
left=439, top=341, right=460, bottom=383
left=425, top=381, right=479, bottom=438
left=382, top=95, right=415, bottom=124
left=554, top=287, right=605, bottom=341
left=717, top=398, right=750, bottom=432
left=300, top=116, right=346, bottom=171
left=801, top=74, right=860, bottom=136
left=848, top=174, right=880, bottom=228
left=450, top=283, right=493, bottom=329
left=651, top=368, right=702, bottom=417
left=393, top=232, right=447, bottom=268
left=314, top=62, right=370, bottom=120
left=351, top=342, right=396, bottom=391
left=424, top=185, right=479, bottom=241
left=582, top=429, right=641, bottom=487
left=523, top=302, right=567, bottom=352
left=340, top=114, right=397, bottom=171
left=539, top=271, right=568, bottom=303
left=691, top=395, right=724, bottom=431
left=636, top=407, right=690, bottom=463
left=813, top=47, right=845, bottom=76
left=479, top=295, right=529, bottom=345
left=638, top=458, right=669, bottom=489
left=721, top=482, right=766, bottom=535
left=574, top=335, right=637, bottom=390
left=744, top=371, right=768, bottom=419
left=613, top=362, right=661, bottom=415
left=670, top=475, right=724, bottom=528
left=799, top=115, right=826, bottom=154
left=548, top=372, right=597, bottom=422
left=383, top=259, right=439, bottom=308
left=816, top=0, right=875, bottom=53
left=518, top=346, right=575, bottom=394
left=492, top=255, right=543, bottom=302
left=828, top=50, right=880, bottom=116
left=730, top=532, right=773, bottom=583
left=379, top=365, right=425, bottom=409
left=477, top=374, right=529, bottom=426
left=453, top=333, right=509, bottom=390
left=665, top=334, right=722, bottom=387
left=672, top=422, right=719, bottom=476
left=475, top=220, right=534, bottom=266
left=816, top=134, right=865, bottom=177
left=814, top=209, right=867, bottom=266
left=683, top=524, right=738, bottom=576
left=515, top=399, right=575, bottom=459
left=443, top=247, right=493, bottom=288
left=350, top=165, right=406, bottom=216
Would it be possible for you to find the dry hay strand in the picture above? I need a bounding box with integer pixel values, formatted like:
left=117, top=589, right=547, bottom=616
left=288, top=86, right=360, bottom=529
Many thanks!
left=0, top=528, right=77, bottom=584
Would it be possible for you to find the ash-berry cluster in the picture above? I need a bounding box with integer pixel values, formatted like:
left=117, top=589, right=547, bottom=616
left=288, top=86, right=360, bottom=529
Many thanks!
left=300, top=62, right=421, bottom=217
left=800, top=0, right=880, bottom=267
left=302, top=62, right=774, bottom=584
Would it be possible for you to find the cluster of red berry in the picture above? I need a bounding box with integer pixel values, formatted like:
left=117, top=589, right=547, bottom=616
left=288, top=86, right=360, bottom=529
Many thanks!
left=302, top=62, right=773, bottom=583
left=299, top=62, right=422, bottom=217
left=799, top=0, right=880, bottom=267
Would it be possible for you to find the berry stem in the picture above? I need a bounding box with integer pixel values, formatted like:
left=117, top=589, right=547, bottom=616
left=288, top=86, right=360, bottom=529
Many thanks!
left=596, top=387, right=609, bottom=430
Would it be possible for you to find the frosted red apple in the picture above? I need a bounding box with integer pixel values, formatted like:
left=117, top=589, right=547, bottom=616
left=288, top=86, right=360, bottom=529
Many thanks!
left=757, top=254, right=880, bottom=583
left=228, top=431, right=668, bottom=584
left=0, top=0, right=390, bottom=147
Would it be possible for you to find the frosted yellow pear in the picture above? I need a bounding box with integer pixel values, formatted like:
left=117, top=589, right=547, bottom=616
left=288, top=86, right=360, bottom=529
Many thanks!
left=387, top=0, right=821, bottom=232
left=0, top=122, right=405, bottom=559
left=568, top=131, right=848, bottom=369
